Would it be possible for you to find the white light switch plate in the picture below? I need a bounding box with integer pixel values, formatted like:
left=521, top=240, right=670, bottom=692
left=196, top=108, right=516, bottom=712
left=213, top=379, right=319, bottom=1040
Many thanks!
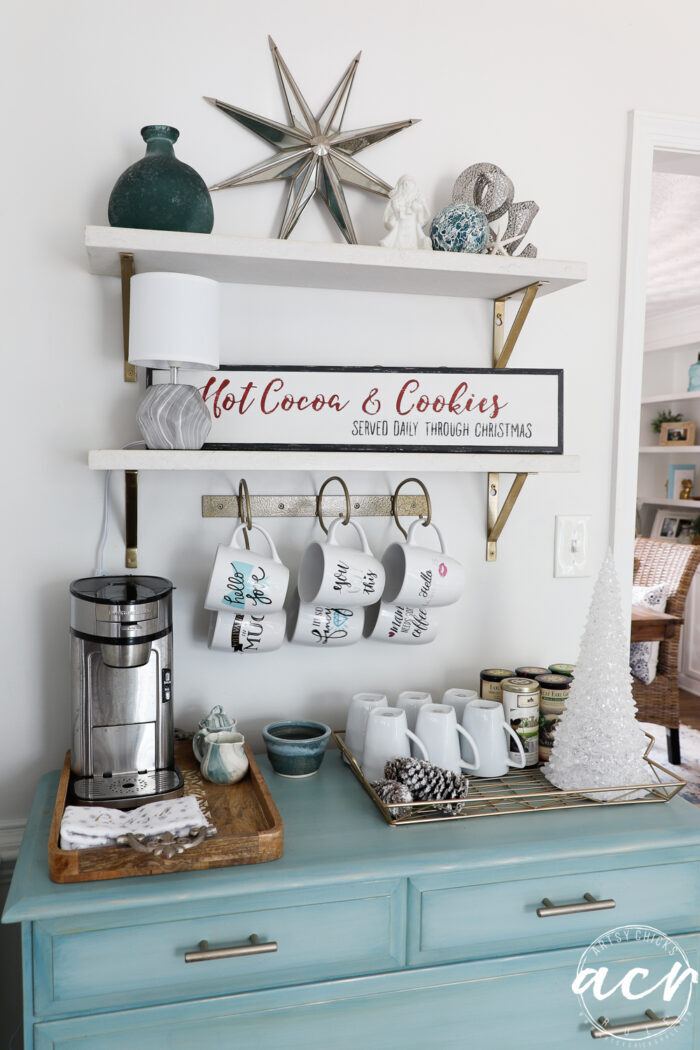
left=554, top=515, right=592, bottom=577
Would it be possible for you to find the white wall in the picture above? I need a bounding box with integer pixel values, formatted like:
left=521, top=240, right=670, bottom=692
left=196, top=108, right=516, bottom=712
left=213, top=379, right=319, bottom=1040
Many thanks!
left=4, top=0, right=700, bottom=823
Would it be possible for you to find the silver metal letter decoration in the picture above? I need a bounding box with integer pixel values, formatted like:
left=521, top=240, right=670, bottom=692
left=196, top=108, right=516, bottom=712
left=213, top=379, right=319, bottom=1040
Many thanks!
left=452, top=162, right=538, bottom=257
left=205, top=38, right=419, bottom=245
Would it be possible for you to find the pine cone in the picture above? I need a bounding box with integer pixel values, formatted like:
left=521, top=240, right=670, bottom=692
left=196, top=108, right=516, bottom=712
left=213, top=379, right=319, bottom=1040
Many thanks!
left=371, top=778, right=413, bottom=818
left=384, top=757, right=469, bottom=814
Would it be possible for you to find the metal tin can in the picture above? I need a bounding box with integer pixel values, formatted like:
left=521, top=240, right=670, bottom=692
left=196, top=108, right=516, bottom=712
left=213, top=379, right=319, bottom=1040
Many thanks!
left=548, top=663, right=575, bottom=678
left=515, top=665, right=550, bottom=678
left=501, top=677, right=540, bottom=767
left=535, top=673, right=572, bottom=762
left=480, top=668, right=515, bottom=703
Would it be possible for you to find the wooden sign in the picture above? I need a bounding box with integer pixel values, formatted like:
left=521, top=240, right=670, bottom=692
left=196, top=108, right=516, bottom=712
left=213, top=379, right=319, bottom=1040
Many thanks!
left=150, top=366, right=563, bottom=454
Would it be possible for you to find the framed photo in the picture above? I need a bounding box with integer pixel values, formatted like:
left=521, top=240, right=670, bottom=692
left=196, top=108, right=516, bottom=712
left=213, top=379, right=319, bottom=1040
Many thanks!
left=660, top=421, right=696, bottom=445
left=668, top=464, right=696, bottom=500
left=651, top=509, right=699, bottom=543
left=148, top=365, right=564, bottom=454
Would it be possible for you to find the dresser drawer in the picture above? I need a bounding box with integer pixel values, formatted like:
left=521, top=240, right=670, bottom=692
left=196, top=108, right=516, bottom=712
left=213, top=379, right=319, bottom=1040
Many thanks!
left=34, top=936, right=700, bottom=1050
left=408, top=861, right=700, bottom=965
left=33, top=879, right=405, bottom=1017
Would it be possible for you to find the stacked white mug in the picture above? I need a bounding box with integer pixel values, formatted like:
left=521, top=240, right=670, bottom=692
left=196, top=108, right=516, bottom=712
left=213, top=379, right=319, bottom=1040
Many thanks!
left=205, top=523, right=289, bottom=654
left=345, top=687, right=526, bottom=785
left=365, top=519, right=464, bottom=646
left=291, top=519, right=385, bottom=648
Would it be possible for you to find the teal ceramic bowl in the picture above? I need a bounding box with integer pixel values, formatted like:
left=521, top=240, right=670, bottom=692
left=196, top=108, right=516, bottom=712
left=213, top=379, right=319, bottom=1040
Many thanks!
left=262, top=721, right=331, bottom=778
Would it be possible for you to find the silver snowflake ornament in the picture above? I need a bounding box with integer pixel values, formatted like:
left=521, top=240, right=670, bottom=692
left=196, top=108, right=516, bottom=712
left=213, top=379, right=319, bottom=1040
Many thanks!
left=205, top=37, right=419, bottom=243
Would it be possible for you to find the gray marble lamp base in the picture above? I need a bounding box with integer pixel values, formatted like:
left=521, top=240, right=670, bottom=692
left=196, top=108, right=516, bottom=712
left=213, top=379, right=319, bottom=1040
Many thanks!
left=136, top=384, right=212, bottom=450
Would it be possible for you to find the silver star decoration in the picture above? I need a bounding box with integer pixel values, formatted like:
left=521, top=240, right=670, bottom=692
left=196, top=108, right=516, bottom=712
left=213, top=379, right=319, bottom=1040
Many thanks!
left=205, top=37, right=419, bottom=244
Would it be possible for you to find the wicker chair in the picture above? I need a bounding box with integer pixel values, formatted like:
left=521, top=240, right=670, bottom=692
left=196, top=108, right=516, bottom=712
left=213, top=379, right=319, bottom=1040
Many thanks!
left=632, top=537, right=700, bottom=764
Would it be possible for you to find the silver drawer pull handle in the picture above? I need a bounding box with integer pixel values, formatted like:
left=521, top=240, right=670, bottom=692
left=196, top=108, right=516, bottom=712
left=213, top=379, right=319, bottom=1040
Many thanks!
left=184, top=934, right=278, bottom=963
left=591, top=1009, right=679, bottom=1039
left=537, top=893, right=616, bottom=918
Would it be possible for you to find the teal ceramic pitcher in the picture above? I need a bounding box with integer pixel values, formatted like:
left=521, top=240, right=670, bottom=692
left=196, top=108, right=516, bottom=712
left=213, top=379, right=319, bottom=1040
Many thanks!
left=199, top=730, right=249, bottom=786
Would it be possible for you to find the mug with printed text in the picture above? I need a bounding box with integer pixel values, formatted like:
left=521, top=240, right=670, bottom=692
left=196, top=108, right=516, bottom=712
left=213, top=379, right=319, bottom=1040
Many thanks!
left=208, top=609, right=286, bottom=654
left=204, top=523, right=289, bottom=614
left=363, top=601, right=438, bottom=645
left=290, top=603, right=363, bottom=647
left=298, top=518, right=385, bottom=607
left=382, top=519, right=464, bottom=608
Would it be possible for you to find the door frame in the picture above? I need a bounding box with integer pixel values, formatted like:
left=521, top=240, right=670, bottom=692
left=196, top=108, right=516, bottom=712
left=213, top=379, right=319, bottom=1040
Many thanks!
left=612, top=111, right=700, bottom=585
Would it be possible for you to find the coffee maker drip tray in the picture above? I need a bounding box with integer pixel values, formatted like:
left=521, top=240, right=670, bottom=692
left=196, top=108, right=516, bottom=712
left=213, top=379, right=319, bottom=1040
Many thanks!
left=71, top=768, right=184, bottom=809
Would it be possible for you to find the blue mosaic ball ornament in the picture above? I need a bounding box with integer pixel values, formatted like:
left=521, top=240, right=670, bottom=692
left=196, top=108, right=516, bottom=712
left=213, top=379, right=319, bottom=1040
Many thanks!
left=430, top=203, right=489, bottom=253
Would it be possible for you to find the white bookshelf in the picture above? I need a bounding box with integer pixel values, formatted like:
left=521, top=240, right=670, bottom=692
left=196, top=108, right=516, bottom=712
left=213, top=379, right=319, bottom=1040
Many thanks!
left=637, top=496, right=700, bottom=509
left=639, top=446, right=700, bottom=454
left=641, top=391, right=700, bottom=405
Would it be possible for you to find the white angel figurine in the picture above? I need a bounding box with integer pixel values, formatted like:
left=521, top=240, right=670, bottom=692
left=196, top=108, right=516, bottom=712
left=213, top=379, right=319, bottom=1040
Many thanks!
left=380, top=175, right=432, bottom=250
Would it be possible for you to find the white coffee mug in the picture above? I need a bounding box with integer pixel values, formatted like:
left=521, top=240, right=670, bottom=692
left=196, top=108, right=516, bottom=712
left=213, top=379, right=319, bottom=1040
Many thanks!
left=363, top=601, right=438, bottom=645
left=205, top=523, right=289, bottom=614
left=362, top=707, right=428, bottom=784
left=396, top=691, right=432, bottom=755
left=298, top=518, right=385, bottom=607
left=441, top=688, right=479, bottom=724
left=291, top=604, right=363, bottom=647
left=461, top=698, right=526, bottom=778
left=345, top=693, right=388, bottom=765
left=396, top=691, right=433, bottom=731
left=208, top=609, right=286, bottom=653
left=415, top=703, right=480, bottom=775
left=382, top=519, right=464, bottom=607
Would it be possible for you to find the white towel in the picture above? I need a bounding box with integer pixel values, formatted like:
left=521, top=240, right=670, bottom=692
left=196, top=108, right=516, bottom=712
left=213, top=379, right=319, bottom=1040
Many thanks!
left=60, top=796, right=212, bottom=850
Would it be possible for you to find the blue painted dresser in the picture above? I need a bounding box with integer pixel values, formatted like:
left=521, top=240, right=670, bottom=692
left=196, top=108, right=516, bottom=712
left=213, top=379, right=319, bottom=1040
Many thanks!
left=5, top=751, right=700, bottom=1048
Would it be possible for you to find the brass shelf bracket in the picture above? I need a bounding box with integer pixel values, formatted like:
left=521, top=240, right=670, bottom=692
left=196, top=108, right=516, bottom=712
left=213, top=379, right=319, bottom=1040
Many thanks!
left=120, top=253, right=137, bottom=383
left=486, top=281, right=544, bottom=559
left=486, top=471, right=530, bottom=562
left=125, top=470, right=138, bottom=569
left=492, top=281, right=544, bottom=370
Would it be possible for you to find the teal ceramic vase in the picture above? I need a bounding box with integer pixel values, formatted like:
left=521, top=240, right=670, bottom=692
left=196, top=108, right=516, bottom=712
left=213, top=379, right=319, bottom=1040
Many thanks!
left=108, top=125, right=214, bottom=233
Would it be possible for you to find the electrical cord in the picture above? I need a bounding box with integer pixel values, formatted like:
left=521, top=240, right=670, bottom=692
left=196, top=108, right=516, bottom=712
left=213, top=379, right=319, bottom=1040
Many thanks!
left=94, top=441, right=146, bottom=576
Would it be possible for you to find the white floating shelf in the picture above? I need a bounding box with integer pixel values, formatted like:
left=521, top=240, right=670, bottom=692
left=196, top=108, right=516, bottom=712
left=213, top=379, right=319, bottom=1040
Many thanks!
left=639, top=446, right=700, bottom=454
left=85, top=226, right=586, bottom=301
left=637, top=496, right=700, bottom=509
left=88, top=449, right=580, bottom=474
left=641, top=391, right=700, bottom=405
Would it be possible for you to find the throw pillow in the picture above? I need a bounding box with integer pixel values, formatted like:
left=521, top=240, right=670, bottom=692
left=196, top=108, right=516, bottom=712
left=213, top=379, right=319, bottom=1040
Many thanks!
left=630, top=583, right=668, bottom=685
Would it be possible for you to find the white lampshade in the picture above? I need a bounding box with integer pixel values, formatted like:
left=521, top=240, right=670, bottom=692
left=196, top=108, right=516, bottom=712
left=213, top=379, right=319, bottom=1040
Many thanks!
left=128, top=271, right=220, bottom=369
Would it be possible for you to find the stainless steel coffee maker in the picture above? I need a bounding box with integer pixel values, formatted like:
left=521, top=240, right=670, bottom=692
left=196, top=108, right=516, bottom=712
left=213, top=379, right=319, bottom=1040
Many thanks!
left=70, top=576, right=183, bottom=808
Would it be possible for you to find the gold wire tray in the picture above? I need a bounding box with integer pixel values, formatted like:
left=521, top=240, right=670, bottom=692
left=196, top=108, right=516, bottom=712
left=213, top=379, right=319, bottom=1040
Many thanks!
left=333, top=732, right=686, bottom=827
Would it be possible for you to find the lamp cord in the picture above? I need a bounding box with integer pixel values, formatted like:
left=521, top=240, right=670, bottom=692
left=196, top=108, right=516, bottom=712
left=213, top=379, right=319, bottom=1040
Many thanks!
left=94, top=441, right=146, bottom=576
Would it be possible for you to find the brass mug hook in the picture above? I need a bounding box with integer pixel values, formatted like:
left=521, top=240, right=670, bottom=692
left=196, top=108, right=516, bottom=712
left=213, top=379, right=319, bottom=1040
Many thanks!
left=238, top=479, right=252, bottom=550
left=391, top=477, right=432, bottom=539
left=317, top=476, right=351, bottom=535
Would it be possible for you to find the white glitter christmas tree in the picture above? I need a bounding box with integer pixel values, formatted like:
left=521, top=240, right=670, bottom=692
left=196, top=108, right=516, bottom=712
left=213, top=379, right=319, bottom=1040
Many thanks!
left=543, top=550, right=650, bottom=800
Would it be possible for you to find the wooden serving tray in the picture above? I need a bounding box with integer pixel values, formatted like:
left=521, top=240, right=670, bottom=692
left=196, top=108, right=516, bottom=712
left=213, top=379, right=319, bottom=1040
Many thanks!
left=48, top=741, right=283, bottom=883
